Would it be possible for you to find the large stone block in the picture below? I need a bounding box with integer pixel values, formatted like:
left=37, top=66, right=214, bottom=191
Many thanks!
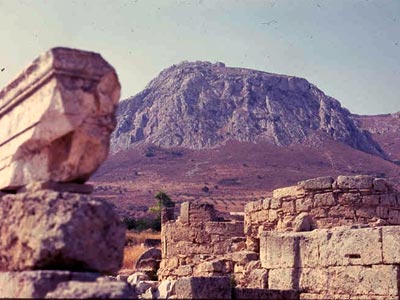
left=175, top=276, right=231, bottom=299
left=336, top=175, right=374, bottom=190
left=260, top=231, right=318, bottom=269
left=0, top=271, right=135, bottom=299
left=0, top=190, right=125, bottom=273
left=327, top=265, right=400, bottom=296
left=382, top=226, right=400, bottom=264
left=298, top=176, right=334, bottom=191
left=0, top=47, right=120, bottom=190
left=319, top=227, right=382, bottom=266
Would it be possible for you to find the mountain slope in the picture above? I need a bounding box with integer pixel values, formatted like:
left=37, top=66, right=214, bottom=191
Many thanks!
left=353, top=113, right=400, bottom=163
left=111, top=61, right=385, bottom=158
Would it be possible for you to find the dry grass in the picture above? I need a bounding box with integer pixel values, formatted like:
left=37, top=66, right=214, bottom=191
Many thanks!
left=122, top=230, right=161, bottom=270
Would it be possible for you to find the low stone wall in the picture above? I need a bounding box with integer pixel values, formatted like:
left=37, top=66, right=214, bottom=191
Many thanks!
left=260, top=225, right=400, bottom=299
left=244, top=175, right=399, bottom=250
left=159, top=202, right=245, bottom=280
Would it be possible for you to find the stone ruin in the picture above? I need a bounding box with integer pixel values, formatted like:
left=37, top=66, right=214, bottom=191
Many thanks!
left=0, top=47, right=135, bottom=298
left=159, top=175, right=400, bottom=300
left=2, top=48, right=400, bottom=300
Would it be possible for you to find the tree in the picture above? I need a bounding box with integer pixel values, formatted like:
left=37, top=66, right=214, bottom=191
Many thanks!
left=149, top=191, right=175, bottom=231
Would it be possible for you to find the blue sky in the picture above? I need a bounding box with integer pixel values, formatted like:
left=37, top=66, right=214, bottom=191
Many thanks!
left=0, top=0, right=399, bottom=115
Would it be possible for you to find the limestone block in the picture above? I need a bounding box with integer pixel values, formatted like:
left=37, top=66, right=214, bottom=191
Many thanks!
left=319, top=227, right=382, bottom=267
left=295, top=196, right=313, bottom=212
left=299, top=267, right=327, bottom=294
left=260, top=233, right=299, bottom=269
left=337, top=192, right=362, bottom=205
left=336, top=175, right=374, bottom=190
left=327, top=265, right=400, bottom=296
left=388, top=209, right=400, bottom=224
left=298, top=176, right=334, bottom=190
left=382, top=226, right=400, bottom=264
left=175, top=276, right=231, bottom=299
left=313, top=193, right=336, bottom=206
left=273, top=185, right=303, bottom=199
left=0, top=271, right=135, bottom=299
left=246, top=269, right=268, bottom=289
left=233, top=288, right=299, bottom=300
left=205, top=221, right=244, bottom=237
left=155, top=280, right=176, bottom=299
left=0, top=47, right=120, bottom=190
left=175, top=265, right=192, bottom=277
left=179, top=202, right=190, bottom=223
left=231, top=251, right=258, bottom=265
left=267, top=268, right=295, bottom=290
left=0, top=190, right=124, bottom=273
left=262, top=197, right=271, bottom=209
left=327, top=205, right=355, bottom=219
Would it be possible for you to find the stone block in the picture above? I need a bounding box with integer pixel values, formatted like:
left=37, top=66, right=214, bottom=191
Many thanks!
left=231, top=251, right=259, bottom=265
left=319, top=227, right=382, bottom=267
left=0, top=47, right=120, bottom=190
left=388, top=209, right=400, bottom=224
left=382, top=226, right=400, bottom=264
left=273, top=185, right=303, bottom=199
left=260, top=233, right=298, bottom=269
left=262, top=197, right=271, bottom=209
left=179, top=202, right=190, bottom=223
left=175, top=265, right=193, bottom=277
left=246, top=269, right=268, bottom=289
left=0, top=190, right=124, bottom=273
left=233, top=288, right=299, bottom=300
left=0, top=271, right=135, bottom=299
left=328, top=205, right=355, bottom=219
left=295, top=196, right=313, bottom=212
left=336, top=175, right=374, bottom=190
left=327, top=265, right=400, bottom=296
left=298, top=176, right=333, bottom=190
left=268, top=268, right=295, bottom=290
left=175, top=276, right=231, bottom=299
left=299, top=267, right=327, bottom=294
left=313, top=192, right=336, bottom=207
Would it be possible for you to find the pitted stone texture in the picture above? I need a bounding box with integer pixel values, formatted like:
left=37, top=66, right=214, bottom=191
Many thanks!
left=0, top=47, right=120, bottom=190
left=175, top=276, right=231, bottom=299
left=0, top=271, right=136, bottom=299
left=0, top=190, right=125, bottom=273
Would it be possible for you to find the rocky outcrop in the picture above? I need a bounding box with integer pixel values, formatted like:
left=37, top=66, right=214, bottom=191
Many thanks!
left=0, top=47, right=120, bottom=191
left=111, top=61, right=385, bottom=158
left=0, top=189, right=125, bottom=273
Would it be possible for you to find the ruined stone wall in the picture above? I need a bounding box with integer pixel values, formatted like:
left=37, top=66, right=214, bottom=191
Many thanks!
left=260, top=225, right=400, bottom=299
left=245, top=175, right=399, bottom=250
left=158, top=202, right=245, bottom=280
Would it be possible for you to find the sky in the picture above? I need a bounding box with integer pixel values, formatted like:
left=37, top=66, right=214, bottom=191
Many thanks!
left=0, top=0, right=399, bottom=115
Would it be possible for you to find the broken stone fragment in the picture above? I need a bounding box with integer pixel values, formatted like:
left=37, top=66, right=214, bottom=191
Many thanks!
left=0, top=190, right=125, bottom=273
left=0, top=271, right=136, bottom=299
left=0, top=47, right=120, bottom=191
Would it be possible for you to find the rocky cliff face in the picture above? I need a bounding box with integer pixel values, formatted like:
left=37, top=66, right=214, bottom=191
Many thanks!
left=111, top=61, right=385, bottom=158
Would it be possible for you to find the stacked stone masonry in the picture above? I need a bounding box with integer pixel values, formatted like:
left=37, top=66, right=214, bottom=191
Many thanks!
left=0, top=48, right=136, bottom=298
left=245, top=175, right=399, bottom=246
left=159, top=202, right=246, bottom=280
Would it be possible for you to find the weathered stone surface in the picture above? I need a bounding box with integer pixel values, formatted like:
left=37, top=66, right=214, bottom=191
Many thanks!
left=382, top=226, right=400, bottom=264
left=319, top=227, right=382, bottom=266
left=0, top=271, right=135, bottom=299
left=336, top=175, right=374, bottom=190
left=175, top=276, right=231, bottom=299
left=326, top=265, right=400, bottom=296
left=0, top=190, right=124, bottom=273
left=233, top=288, right=299, bottom=300
left=0, top=47, right=120, bottom=190
left=298, top=176, right=334, bottom=190
left=292, top=212, right=314, bottom=232
left=155, top=280, right=176, bottom=299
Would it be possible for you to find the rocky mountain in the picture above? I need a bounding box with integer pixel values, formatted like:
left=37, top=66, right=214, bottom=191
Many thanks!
left=111, top=61, right=385, bottom=158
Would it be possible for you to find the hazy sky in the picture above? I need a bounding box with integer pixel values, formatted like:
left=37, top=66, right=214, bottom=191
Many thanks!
left=0, top=0, right=399, bottom=115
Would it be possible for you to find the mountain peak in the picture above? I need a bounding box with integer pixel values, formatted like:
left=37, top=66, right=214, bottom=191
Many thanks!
left=111, top=62, right=385, bottom=158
